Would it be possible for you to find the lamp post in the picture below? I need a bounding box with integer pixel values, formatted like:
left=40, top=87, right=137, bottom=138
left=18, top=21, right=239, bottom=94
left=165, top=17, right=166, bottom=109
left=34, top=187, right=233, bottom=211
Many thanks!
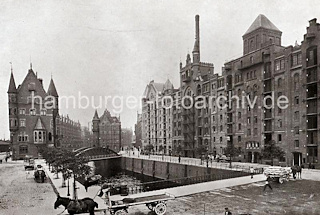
left=67, top=178, right=70, bottom=196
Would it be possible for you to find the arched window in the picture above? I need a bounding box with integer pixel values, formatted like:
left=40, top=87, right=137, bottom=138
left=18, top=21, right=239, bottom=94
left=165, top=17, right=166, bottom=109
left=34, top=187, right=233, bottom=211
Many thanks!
left=48, top=132, right=52, bottom=142
left=197, top=85, right=201, bottom=95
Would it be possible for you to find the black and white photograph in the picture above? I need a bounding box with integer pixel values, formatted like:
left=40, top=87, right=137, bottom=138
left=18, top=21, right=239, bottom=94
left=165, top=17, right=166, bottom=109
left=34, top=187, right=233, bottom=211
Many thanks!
left=0, top=0, right=320, bottom=214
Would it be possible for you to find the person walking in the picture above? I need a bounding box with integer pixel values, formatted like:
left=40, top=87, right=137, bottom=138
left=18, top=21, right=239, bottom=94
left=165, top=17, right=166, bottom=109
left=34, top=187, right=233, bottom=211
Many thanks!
left=291, top=166, right=297, bottom=179
left=263, top=176, right=273, bottom=191
left=297, top=165, right=302, bottom=179
left=250, top=167, right=254, bottom=179
left=224, top=207, right=232, bottom=215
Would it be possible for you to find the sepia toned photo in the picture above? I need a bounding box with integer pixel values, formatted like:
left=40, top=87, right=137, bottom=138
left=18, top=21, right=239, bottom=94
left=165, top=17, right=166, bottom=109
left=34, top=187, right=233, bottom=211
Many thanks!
left=0, top=1, right=319, bottom=214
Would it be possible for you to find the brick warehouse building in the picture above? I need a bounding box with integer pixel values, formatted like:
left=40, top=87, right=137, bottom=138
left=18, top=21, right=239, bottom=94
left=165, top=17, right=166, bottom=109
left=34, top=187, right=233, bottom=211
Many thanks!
left=141, top=15, right=320, bottom=167
left=8, top=65, right=89, bottom=159
left=8, top=65, right=59, bottom=159
left=92, top=109, right=121, bottom=151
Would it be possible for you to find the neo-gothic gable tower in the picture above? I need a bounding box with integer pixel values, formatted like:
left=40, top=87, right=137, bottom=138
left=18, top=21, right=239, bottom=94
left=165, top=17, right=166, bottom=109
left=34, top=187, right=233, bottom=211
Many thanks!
left=92, top=110, right=100, bottom=147
left=47, top=78, right=59, bottom=147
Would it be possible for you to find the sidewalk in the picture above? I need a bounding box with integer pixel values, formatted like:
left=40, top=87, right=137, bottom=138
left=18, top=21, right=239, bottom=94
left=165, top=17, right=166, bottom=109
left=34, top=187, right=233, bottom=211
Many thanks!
left=124, top=152, right=268, bottom=173
left=35, top=159, right=109, bottom=212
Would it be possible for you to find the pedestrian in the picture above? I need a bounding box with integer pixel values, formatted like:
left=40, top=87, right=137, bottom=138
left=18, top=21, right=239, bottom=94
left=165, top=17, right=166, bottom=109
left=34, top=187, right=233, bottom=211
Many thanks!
left=178, top=155, right=181, bottom=163
left=297, top=165, right=302, bottom=179
left=224, top=207, right=232, bottom=215
left=291, top=166, right=297, bottom=179
left=308, top=162, right=312, bottom=169
left=263, top=176, right=273, bottom=191
left=5, top=156, right=8, bottom=162
left=250, top=167, right=254, bottom=179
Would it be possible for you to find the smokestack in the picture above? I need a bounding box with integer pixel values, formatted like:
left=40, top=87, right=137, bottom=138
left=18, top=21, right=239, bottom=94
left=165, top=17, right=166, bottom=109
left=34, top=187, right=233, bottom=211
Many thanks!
left=193, top=15, right=200, bottom=54
left=193, top=15, right=200, bottom=63
left=195, top=15, right=199, bottom=45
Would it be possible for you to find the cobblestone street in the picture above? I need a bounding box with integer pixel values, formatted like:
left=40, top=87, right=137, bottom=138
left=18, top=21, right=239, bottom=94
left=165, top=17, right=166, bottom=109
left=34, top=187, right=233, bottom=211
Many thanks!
left=125, top=180, right=320, bottom=215
left=0, top=161, right=56, bottom=215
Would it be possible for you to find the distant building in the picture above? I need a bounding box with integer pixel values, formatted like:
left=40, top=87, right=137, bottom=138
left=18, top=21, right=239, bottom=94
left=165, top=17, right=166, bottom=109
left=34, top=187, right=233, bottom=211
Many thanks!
left=134, top=113, right=142, bottom=149
left=141, top=14, right=320, bottom=167
left=92, top=109, right=121, bottom=151
left=57, top=115, right=82, bottom=150
left=121, top=128, right=133, bottom=150
left=81, top=125, right=93, bottom=148
left=141, top=79, right=174, bottom=155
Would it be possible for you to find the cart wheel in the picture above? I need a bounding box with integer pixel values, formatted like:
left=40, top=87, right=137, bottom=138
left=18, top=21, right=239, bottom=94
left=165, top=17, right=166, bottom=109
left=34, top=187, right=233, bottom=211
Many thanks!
left=154, top=202, right=166, bottom=215
left=278, top=177, right=284, bottom=184
left=114, top=209, right=127, bottom=215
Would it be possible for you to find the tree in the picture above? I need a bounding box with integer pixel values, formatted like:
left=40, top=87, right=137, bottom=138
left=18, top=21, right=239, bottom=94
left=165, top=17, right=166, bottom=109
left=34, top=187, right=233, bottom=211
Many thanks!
left=195, top=145, right=208, bottom=165
left=158, top=145, right=164, bottom=160
left=144, top=144, right=154, bottom=157
left=176, top=145, right=183, bottom=156
left=40, top=147, right=92, bottom=199
left=261, top=140, right=285, bottom=166
left=224, top=144, right=242, bottom=168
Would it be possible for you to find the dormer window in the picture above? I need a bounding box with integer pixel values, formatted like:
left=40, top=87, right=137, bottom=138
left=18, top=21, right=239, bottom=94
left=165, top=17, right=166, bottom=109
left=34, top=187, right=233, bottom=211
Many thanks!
left=40, top=109, right=47, bottom=116
left=30, top=108, right=36, bottom=115
left=19, top=108, right=26, bottom=115
left=28, top=82, right=36, bottom=91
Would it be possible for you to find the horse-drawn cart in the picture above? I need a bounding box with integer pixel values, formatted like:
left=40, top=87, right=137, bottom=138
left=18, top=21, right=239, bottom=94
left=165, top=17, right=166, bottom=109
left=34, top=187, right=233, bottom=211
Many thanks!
left=105, top=191, right=175, bottom=215
left=263, top=166, right=292, bottom=184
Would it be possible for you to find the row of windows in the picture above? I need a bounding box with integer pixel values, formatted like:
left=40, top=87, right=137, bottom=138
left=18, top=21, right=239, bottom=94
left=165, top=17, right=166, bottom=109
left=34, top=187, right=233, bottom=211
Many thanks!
left=9, top=108, right=47, bottom=116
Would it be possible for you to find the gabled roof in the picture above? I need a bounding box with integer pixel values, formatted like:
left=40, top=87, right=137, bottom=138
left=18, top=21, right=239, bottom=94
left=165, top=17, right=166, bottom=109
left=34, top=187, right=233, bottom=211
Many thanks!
left=8, top=72, right=17, bottom=93
left=17, top=68, right=47, bottom=97
left=34, top=117, right=46, bottom=130
left=47, top=78, right=58, bottom=97
left=163, top=79, right=174, bottom=91
left=244, top=14, right=281, bottom=35
left=153, top=82, right=164, bottom=92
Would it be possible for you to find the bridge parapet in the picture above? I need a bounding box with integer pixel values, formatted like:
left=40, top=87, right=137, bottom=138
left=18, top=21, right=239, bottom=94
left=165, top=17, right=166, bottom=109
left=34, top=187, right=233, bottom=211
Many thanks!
left=75, top=147, right=119, bottom=160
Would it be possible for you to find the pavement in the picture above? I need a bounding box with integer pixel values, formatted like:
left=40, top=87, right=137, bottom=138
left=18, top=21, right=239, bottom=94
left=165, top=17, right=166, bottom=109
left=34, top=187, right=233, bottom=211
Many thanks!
left=123, top=151, right=269, bottom=173
left=36, top=154, right=320, bottom=214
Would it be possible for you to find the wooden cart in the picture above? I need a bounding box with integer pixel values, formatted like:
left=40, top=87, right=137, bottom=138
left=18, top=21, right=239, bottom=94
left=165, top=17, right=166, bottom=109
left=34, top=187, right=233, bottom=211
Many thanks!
left=105, top=192, right=175, bottom=215
left=263, top=166, right=292, bottom=184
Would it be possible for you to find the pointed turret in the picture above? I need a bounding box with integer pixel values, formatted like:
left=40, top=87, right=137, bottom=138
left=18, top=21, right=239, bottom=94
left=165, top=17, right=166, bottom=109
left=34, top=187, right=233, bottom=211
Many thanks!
left=244, top=14, right=280, bottom=35
left=93, top=110, right=99, bottom=120
left=47, top=78, right=59, bottom=97
left=92, top=110, right=100, bottom=147
left=8, top=72, right=17, bottom=93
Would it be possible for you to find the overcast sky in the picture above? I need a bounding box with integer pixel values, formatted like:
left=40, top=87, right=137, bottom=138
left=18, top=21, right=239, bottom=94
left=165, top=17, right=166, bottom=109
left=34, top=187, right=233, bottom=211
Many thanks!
left=0, top=0, right=318, bottom=139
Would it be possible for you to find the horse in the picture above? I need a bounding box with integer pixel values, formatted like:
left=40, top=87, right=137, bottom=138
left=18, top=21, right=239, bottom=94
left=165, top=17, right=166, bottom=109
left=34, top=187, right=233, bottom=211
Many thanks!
left=54, top=194, right=98, bottom=215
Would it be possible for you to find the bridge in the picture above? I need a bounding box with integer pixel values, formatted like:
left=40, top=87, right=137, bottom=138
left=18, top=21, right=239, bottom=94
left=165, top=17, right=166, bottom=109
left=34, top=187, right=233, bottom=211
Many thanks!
left=75, top=147, right=121, bottom=161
